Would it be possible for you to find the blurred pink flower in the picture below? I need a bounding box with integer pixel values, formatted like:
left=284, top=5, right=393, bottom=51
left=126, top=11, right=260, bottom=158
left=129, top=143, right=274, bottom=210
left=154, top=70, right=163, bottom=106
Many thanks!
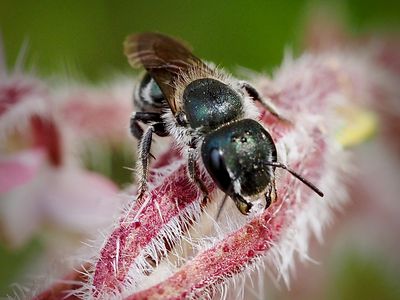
left=0, top=57, right=134, bottom=248
left=304, top=6, right=400, bottom=155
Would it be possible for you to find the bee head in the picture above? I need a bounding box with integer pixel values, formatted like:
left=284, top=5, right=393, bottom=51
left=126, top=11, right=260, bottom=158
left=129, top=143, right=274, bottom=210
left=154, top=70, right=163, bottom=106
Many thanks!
left=201, top=119, right=278, bottom=213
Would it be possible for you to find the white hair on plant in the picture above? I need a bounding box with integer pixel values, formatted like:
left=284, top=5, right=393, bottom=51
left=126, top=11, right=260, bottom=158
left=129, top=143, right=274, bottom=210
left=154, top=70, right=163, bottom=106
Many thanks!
left=120, top=200, right=204, bottom=296
left=203, top=160, right=348, bottom=300
left=76, top=186, right=205, bottom=299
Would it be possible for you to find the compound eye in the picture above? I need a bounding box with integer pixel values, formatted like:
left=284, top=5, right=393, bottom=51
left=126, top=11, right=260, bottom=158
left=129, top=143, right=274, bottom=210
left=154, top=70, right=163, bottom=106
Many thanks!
left=207, top=148, right=232, bottom=193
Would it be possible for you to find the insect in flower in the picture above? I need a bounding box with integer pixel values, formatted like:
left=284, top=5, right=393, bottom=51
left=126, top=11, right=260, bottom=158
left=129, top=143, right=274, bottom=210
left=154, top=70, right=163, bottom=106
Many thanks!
left=124, top=32, right=323, bottom=215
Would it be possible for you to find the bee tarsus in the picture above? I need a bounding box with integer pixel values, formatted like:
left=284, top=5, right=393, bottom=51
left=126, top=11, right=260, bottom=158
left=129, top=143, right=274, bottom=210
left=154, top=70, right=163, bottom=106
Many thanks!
left=135, top=126, right=154, bottom=203
left=188, top=140, right=210, bottom=202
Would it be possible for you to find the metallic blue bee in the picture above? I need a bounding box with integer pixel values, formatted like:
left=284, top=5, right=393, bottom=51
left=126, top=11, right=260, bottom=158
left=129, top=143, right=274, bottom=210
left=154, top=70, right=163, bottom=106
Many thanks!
left=124, top=33, right=323, bottom=215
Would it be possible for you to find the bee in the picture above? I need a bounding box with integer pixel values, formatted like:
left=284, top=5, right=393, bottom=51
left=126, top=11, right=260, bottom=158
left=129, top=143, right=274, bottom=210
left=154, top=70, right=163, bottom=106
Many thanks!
left=124, top=32, right=323, bottom=215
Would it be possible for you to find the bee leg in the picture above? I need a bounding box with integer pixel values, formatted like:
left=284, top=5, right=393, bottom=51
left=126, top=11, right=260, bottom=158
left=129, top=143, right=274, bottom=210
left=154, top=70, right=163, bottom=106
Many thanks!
left=152, top=122, right=169, bottom=137
left=135, top=126, right=154, bottom=203
left=239, top=81, right=291, bottom=123
left=130, top=112, right=166, bottom=140
left=215, top=193, right=229, bottom=220
left=215, top=183, right=236, bottom=220
left=187, top=144, right=209, bottom=204
left=131, top=112, right=170, bottom=203
left=232, top=194, right=253, bottom=215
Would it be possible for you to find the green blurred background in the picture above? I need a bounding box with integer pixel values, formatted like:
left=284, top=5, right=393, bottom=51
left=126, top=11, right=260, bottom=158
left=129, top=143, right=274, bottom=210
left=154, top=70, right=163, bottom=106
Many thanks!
left=1, top=0, right=400, bottom=298
left=1, top=0, right=399, bottom=80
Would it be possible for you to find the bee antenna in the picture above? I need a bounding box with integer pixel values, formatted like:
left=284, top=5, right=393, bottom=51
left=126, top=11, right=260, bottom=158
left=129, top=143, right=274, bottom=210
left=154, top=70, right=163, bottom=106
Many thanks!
left=265, top=162, right=324, bottom=197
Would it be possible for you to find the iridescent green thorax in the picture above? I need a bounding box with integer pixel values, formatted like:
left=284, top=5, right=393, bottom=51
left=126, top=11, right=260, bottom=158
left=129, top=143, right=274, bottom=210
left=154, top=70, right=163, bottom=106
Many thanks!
left=183, top=78, right=243, bottom=131
left=201, top=119, right=277, bottom=197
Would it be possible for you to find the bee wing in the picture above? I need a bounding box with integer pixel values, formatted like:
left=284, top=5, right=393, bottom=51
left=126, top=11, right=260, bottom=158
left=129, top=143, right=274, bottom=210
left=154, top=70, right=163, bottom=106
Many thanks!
left=124, top=32, right=210, bottom=114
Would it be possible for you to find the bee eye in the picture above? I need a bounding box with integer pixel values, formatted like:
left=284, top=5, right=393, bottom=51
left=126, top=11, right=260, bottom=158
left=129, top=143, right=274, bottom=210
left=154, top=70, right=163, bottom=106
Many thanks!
left=205, top=148, right=232, bottom=193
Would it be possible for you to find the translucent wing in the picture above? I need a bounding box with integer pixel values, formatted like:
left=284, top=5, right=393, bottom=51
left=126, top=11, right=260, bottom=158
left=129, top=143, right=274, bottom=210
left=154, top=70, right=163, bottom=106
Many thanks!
left=124, top=32, right=210, bottom=113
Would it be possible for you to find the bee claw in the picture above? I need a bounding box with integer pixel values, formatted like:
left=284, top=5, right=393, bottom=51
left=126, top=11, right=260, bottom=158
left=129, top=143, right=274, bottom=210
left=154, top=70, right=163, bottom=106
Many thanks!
left=135, top=188, right=147, bottom=204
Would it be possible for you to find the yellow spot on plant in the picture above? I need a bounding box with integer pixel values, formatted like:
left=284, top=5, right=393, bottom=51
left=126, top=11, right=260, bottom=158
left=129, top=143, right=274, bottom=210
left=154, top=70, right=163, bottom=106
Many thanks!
left=336, top=106, right=377, bottom=148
